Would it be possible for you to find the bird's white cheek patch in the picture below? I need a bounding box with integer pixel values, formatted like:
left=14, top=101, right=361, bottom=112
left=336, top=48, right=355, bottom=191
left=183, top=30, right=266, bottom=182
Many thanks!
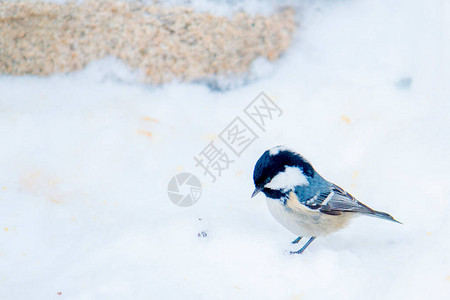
left=265, top=166, right=309, bottom=191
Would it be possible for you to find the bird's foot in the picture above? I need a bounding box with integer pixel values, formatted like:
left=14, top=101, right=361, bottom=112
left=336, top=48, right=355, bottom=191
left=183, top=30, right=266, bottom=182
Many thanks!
left=291, top=236, right=302, bottom=244
left=290, top=237, right=316, bottom=255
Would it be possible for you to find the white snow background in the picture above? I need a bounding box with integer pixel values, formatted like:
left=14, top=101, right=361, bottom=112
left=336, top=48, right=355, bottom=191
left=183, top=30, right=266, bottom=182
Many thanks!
left=1, top=0, right=449, bottom=299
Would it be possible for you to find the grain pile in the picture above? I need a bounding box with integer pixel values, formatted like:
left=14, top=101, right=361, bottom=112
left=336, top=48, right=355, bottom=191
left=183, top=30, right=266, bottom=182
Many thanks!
left=0, top=1, right=296, bottom=84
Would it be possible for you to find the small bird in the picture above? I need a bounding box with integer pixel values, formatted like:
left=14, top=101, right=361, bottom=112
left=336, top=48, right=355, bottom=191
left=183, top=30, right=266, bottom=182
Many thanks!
left=252, top=146, right=401, bottom=254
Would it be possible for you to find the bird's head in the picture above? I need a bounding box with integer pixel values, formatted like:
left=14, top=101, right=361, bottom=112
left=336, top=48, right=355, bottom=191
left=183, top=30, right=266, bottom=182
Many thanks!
left=252, top=146, right=315, bottom=199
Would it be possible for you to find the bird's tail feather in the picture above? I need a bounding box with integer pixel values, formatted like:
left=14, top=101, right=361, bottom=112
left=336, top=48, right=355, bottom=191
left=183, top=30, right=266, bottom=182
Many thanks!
left=363, top=210, right=402, bottom=224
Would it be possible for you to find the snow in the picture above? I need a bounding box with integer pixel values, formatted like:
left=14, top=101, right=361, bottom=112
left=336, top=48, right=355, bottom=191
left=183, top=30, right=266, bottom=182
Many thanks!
left=1, top=0, right=449, bottom=299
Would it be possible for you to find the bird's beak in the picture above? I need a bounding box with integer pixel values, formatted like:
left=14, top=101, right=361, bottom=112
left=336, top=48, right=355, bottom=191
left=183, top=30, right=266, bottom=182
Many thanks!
left=251, top=187, right=262, bottom=198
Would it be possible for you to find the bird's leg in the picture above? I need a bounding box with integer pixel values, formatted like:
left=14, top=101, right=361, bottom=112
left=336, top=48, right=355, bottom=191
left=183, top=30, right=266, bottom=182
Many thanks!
left=291, top=236, right=302, bottom=244
left=290, top=237, right=316, bottom=254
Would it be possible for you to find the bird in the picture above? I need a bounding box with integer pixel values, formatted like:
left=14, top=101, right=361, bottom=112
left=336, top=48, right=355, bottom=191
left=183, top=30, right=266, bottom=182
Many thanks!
left=252, top=146, right=401, bottom=254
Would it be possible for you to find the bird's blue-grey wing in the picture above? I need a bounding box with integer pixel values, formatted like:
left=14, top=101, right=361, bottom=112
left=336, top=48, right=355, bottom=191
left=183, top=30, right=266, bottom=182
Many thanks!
left=297, top=184, right=372, bottom=215
left=318, top=184, right=373, bottom=215
left=321, top=185, right=402, bottom=223
left=293, top=183, right=401, bottom=223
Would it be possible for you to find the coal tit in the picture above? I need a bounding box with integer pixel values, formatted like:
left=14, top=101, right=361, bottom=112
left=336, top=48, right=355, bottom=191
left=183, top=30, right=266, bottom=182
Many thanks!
left=252, top=146, right=401, bottom=254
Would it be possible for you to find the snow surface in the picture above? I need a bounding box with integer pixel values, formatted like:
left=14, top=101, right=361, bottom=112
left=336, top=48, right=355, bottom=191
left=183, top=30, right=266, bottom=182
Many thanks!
left=1, top=0, right=450, bottom=299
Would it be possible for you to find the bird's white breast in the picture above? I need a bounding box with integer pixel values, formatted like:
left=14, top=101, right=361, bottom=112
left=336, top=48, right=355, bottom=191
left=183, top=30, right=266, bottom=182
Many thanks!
left=266, top=192, right=354, bottom=237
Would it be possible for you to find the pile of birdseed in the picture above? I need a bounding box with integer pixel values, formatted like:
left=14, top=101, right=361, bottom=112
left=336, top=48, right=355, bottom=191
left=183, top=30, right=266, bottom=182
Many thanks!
left=0, top=1, right=296, bottom=84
